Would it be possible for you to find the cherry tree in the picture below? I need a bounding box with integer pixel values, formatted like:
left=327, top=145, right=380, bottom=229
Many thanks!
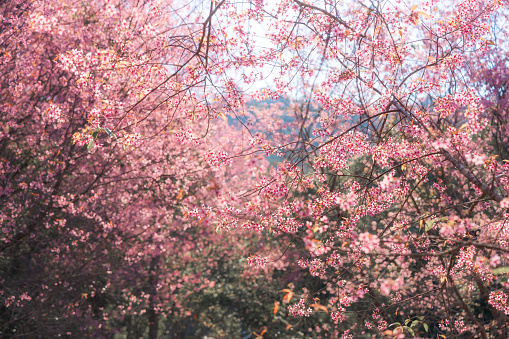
left=0, top=0, right=275, bottom=337
left=4, top=0, right=509, bottom=337
left=208, top=0, right=509, bottom=337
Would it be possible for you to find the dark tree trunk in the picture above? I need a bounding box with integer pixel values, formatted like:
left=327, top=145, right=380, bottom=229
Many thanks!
left=148, top=255, right=160, bottom=339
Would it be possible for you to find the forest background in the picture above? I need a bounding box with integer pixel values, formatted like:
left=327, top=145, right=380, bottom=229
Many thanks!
left=1, top=0, right=509, bottom=338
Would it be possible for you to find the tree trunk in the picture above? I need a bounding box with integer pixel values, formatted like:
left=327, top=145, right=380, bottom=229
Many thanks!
left=148, top=255, right=160, bottom=339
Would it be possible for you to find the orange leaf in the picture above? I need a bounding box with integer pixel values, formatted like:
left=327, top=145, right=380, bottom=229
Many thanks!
left=176, top=188, right=183, bottom=200
left=282, top=290, right=294, bottom=303
left=273, top=301, right=280, bottom=314
left=310, top=302, right=328, bottom=313
left=416, top=10, right=429, bottom=18
left=253, top=329, right=267, bottom=338
left=218, top=111, right=228, bottom=121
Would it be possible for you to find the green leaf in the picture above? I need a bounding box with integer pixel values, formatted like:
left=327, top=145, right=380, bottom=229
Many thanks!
left=389, top=322, right=401, bottom=327
left=91, top=128, right=100, bottom=139
left=404, top=326, right=415, bottom=337
left=493, top=266, right=509, bottom=275
left=410, top=320, right=419, bottom=328
left=87, top=140, right=95, bottom=151
left=417, top=316, right=424, bottom=321
left=404, top=319, right=410, bottom=325
left=425, top=219, right=436, bottom=232
left=423, top=323, right=429, bottom=332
